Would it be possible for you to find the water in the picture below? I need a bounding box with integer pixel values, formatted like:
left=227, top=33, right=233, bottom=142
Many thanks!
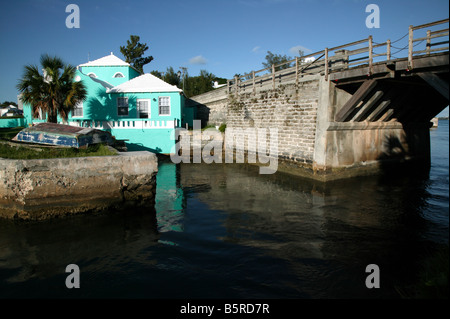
left=0, top=121, right=448, bottom=299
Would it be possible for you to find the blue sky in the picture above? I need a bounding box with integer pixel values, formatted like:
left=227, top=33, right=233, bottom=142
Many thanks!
left=0, top=0, right=448, bottom=115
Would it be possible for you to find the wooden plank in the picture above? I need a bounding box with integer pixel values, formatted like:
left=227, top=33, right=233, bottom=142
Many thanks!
left=412, top=18, right=449, bottom=31
left=387, top=39, right=391, bottom=60
left=366, top=100, right=391, bottom=121
left=334, top=79, right=378, bottom=121
left=350, top=90, right=384, bottom=122
left=252, top=71, right=255, bottom=95
left=368, top=36, right=373, bottom=75
left=418, top=72, right=449, bottom=100
left=272, top=65, right=275, bottom=89
left=408, top=25, right=414, bottom=69
left=395, top=53, right=449, bottom=70
left=379, top=109, right=394, bottom=121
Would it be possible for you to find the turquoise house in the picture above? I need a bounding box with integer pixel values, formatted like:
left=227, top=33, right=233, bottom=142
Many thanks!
left=23, top=53, right=192, bottom=154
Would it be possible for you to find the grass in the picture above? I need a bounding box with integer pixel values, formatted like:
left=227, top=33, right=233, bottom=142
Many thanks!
left=0, top=142, right=117, bottom=159
left=0, top=126, right=117, bottom=159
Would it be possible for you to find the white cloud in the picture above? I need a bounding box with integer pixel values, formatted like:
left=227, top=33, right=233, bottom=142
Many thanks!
left=289, top=45, right=312, bottom=56
left=189, top=55, right=208, bottom=65
left=251, top=46, right=262, bottom=53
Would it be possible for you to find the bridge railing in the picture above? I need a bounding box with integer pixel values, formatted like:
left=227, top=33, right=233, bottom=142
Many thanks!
left=227, top=18, right=449, bottom=94
left=408, top=18, right=449, bottom=69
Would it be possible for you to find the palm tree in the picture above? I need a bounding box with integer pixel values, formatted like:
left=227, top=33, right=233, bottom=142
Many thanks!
left=17, top=54, right=87, bottom=123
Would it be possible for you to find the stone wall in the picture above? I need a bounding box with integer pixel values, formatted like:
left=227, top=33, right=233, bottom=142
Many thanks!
left=188, top=86, right=228, bottom=126
left=0, top=151, right=158, bottom=220
left=185, top=72, right=435, bottom=181
left=226, top=75, right=320, bottom=165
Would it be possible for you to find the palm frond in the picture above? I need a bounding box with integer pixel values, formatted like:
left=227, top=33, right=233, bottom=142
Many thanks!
left=19, top=54, right=87, bottom=122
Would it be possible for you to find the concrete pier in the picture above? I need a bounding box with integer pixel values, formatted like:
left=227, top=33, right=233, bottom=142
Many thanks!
left=0, top=151, right=158, bottom=220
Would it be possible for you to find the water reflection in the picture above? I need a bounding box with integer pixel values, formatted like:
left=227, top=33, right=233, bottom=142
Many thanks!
left=0, top=205, right=159, bottom=297
left=0, top=125, right=447, bottom=298
left=175, top=162, right=437, bottom=298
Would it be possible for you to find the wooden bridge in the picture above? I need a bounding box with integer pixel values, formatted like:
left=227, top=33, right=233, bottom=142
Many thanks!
left=226, top=18, right=448, bottom=123
left=188, top=19, right=449, bottom=180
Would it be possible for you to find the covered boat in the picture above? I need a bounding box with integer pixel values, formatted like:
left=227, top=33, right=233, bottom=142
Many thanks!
left=12, top=122, right=114, bottom=148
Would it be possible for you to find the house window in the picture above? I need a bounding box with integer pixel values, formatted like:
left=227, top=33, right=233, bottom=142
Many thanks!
left=113, top=72, right=124, bottom=78
left=117, top=97, right=129, bottom=116
left=159, top=96, right=170, bottom=116
left=87, top=73, right=97, bottom=78
left=137, top=99, right=150, bottom=118
left=72, top=102, right=83, bottom=117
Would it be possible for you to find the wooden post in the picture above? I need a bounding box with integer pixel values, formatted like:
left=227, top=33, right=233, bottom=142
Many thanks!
left=408, top=25, right=413, bottom=70
left=426, top=30, right=431, bottom=55
left=272, top=64, right=275, bottom=90
left=324, top=48, right=328, bottom=81
left=368, top=35, right=373, bottom=75
left=386, top=39, right=391, bottom=61
left=252, top=71, right=255, bottom=95
left=227, top=79, right=230, bottom=94
left=234, top=75, right=238, bottom=96
left=295, top=57, right=299, bottom=86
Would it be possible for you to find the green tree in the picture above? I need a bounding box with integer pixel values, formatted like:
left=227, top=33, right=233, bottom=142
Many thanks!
left=163, top=67, right=181, bottom=87
left=150, top=70, right=163, bottom=79
left=262, top=51, right=293, bottom=72
left=184, top=70, right=216, bottom=98
left=0, top=101, right=18, bottom=107
left=120, top=35, right=154, bottom=74
left=17, top=54, right=87, bottom=123
left=214, top=77, right=228, bottom=85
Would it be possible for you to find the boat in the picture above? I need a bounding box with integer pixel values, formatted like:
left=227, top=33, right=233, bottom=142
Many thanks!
left=12, top=122, right=114, bottom=148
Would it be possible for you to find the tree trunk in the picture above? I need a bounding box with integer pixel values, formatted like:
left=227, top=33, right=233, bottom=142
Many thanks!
left=47, top=108, right=58, bottom=123
left=47, top=99, right=58, bottom=123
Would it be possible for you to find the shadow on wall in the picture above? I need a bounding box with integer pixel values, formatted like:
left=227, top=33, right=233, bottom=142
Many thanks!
left=186, top=99, right=209, bottom=128
left=125, top=142, right=162, bottom=153
left=85, top=88, right=138, bottom=122
left=377, top=127, right=431, bottom=178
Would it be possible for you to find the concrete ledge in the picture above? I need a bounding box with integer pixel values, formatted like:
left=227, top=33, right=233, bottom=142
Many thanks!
left=327, top=121, right=403, bottom=131
left=0, top=151, right=158, bottom=220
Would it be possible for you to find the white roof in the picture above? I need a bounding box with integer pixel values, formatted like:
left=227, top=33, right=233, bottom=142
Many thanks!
left=108, top=73, right=182, bottom=93
left=79, top=53, right=130, bottom=67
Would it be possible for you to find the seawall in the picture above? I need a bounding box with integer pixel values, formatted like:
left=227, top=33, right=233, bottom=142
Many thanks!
left=0, top=151, right=158, bottom=220
left=189, top=73, right=434, bottom=181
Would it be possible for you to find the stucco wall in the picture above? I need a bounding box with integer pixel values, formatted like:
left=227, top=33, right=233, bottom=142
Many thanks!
left=0, top=117, right=26, bottom=128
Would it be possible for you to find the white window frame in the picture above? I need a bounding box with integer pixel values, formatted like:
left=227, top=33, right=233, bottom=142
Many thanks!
left=113, top=72, right=125, bottom=78
left=137, top=99, right=150, bottom=119
left=117, top=97, right=129, bottom=117
left=158, top=96, right=171, bottom=116
left=72, top=102, right=83, bottom=117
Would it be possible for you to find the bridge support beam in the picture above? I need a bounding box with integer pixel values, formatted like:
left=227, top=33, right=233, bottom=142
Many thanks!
left=311, top=77, right=433, bottom=181
left=418, top=72, right=449, bottom=100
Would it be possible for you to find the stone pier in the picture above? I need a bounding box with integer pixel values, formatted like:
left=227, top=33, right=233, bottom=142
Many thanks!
left=0, top=151, right=158, bottom=220
left=188, top=59, right=446, bottom=181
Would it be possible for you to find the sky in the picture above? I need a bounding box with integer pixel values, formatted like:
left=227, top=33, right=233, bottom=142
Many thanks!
left=0, top=0, right=448, bottom=115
